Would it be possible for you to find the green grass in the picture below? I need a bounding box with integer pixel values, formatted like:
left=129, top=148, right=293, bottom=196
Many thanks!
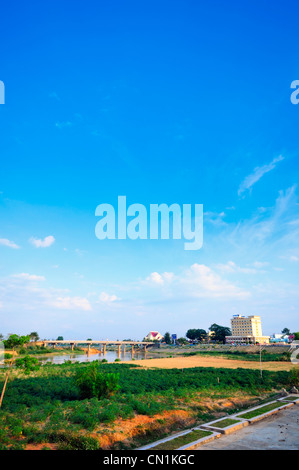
left=182, top=350, right=291, bottom=362
left=150, top=430, right=212, bottom=450
left=280, top=396, right=298, bottom=401
left=237, top=401, right=283, bottom=419
left=210, top=418, right=240, bottom=428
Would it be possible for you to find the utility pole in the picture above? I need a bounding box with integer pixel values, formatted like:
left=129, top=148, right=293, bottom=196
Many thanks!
left=260, top=343, right=263, bottom=379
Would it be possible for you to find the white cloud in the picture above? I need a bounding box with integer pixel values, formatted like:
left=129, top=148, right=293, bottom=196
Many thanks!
left=98, top=292, right=120, bottom=302
left=215, top=261, right=257, bottom=274
left=146, top=271, right=175, bottom=286
left=144, top=264, right=249, bottom=299
left=238, top=155, right=284, bottom=197
left=182, top=264, right=250, bottom=299
left=51, top=296, right=92, bottom=311
left=0, top=238, right=20, bottom=249
left=12, top=273, right=45, bottom=281
left=30, top=235, right=55, bottom=248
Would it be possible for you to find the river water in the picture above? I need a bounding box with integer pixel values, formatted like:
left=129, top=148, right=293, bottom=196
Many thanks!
left=38, top=350, right=146, bottom=364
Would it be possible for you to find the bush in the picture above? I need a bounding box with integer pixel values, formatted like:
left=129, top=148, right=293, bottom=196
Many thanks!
left=289, top=367, right=299, bottom=387
left=74, top=362, right=120, bottom=399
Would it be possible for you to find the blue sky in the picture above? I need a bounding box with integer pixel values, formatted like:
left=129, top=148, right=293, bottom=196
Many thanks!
left=0, top=0, right=299, bottom=340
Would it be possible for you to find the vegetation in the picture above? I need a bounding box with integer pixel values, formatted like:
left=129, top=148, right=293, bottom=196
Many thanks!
left=186, top=329, right=207, bottom=342
left=0, top=359, right=295, bottom=449
left=211, top=418, right=240, bottom=428
left=150, top=429, right=212, bottom=450
left=163, top=332, right=172, bottom=345
left=209, top=324, right=231, bottom=343
left=14, top=356, right=40, bottom=375
left=237, top=401, right=283, bottom=419
left=182, top=350, right=292, bottom=362
left=289, top=367, right=299, bottom=386
left=74, top=362, right=120, bottom=399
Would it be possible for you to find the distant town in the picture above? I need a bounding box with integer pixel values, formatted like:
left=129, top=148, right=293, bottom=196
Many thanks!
left=144, top=315, right=297, bottom=346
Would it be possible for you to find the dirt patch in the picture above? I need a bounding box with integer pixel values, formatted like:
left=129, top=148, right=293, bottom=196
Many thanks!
left=92, top=409, right=194, bottom=449
left=25, top=443, right=58, bottom=450
left=91, top=391, right=259, bottom=449
left=125, top=355, right=293, bottom=371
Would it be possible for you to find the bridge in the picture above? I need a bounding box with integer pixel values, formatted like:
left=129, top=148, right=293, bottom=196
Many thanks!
left=38, top=340, right=154, bottom=356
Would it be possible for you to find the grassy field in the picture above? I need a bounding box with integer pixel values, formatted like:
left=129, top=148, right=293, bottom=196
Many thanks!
left=0, top=360, right=294, bottom=450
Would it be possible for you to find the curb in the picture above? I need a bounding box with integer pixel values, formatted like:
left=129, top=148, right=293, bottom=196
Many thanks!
left=177, top=431, right=221, bottom=450
left=235, top=401, right=294, bottom=424
left=200, top=419, right=249, bottom=435
left=138, top=429, right=197, bottom=450
left=137, top=394, right=299, bottom=450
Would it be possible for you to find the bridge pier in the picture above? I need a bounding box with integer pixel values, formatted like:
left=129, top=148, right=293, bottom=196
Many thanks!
left=131, top=345, right=134, bottom=357
left=118, top=344, right=121, bottom=357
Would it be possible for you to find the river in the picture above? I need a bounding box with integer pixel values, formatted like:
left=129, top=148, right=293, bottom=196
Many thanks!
left=38, top=350, right=147, bottom=364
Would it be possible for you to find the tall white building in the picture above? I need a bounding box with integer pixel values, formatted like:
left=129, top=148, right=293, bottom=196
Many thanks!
left=226, top=315, right=270, bottom=344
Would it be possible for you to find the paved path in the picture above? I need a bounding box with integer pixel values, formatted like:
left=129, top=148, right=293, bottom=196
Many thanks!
left=199, top=405, right=299, bottom=450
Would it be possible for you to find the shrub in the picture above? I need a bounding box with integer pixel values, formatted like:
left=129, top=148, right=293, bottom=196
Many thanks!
left=289, top=367, right=299, bottom=387
left=74, top=362, right=120, bottom=399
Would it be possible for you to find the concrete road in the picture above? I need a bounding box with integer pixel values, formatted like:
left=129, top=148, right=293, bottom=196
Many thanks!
left=199, top=405, right=299, bottom=450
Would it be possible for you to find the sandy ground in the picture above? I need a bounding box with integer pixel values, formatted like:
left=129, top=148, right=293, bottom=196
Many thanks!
left=125, top=355, right=295, bottom=371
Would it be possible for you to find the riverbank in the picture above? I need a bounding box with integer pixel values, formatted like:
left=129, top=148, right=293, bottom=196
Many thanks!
left=0, top=361, right=295, bottom=450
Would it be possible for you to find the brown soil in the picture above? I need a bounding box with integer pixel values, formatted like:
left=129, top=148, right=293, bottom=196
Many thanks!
left=25, top=443, right=58, bottom=450
left=125, top=355, right=294, bottom=371
left=90, top=391, right=259, bottom=449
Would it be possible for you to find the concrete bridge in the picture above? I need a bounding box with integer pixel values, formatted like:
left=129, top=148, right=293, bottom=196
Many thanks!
left=39, top=339, right=154, bottom=356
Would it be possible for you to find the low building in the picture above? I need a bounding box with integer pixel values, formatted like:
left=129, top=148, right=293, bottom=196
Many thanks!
left=144, top=331, right=163, bottom=342
left=225, top=314, right=270, bottom=344
left=269, top=334, right=290, bottom=343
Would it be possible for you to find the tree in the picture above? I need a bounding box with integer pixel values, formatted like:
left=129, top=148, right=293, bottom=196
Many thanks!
left=186, top=329, right=207, bottom=342
left=56, top=336, right=64, bottom=341
left=294, top=332, right=299, bottom=341
left=282, top=328, right=291, bottom=335
left=176, top=337, right=188, bottom=345
left=164, top=332, right=172, bottom=345
left=209, top=324, right=231, bottom=344
left=29, top=331, right=40, bottom=342
left=4, top=334, right=30, bottom=349
left=0, top=334, right=30, bottom=408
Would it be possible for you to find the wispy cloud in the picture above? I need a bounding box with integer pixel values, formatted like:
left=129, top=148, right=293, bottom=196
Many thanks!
left=238, top=155, right=284, bottom=197
left=55, top=121, right=72, bottom=129
left=12, top=273, right=45, bottom=281
left=29, top=235, right=55, bottom=248
left=98, top=292, right=120, bottom=303
left=0, top=238, right=20, bottom=249
left=50, top=296, right=92, bottom=311
left=49, top=91, right=60, bottom=101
